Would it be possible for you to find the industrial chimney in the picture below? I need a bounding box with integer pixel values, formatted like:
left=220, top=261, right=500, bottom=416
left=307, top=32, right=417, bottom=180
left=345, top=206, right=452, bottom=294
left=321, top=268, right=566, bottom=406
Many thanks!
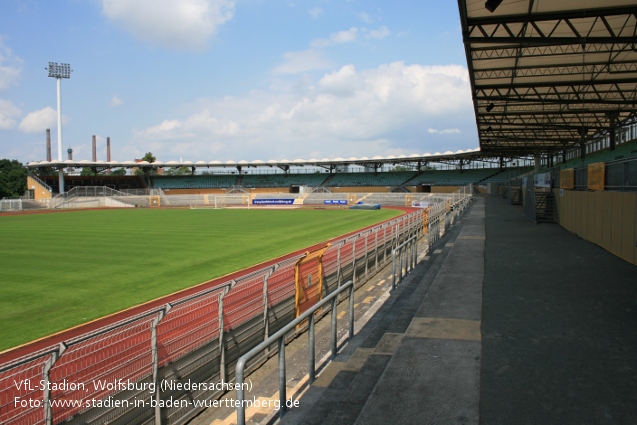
left=46, top=129, right=52, bottom=161
left=107, top=137, right=111, bottom=162
left=92, top=135, right=97, bottom=162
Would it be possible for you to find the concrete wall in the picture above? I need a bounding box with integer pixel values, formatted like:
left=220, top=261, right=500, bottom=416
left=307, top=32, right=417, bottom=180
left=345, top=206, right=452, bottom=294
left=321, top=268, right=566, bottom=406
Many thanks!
left=163, top=188, right=227, bottom=195
left=162, top=185, right=465, bottom=196
left=431, top=186, right=462, bottom=193
left=554, top=189, right=637, bottom=265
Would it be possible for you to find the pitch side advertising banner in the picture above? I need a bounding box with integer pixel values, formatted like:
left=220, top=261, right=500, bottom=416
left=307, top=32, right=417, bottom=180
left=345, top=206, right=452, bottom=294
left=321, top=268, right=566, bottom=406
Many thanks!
left=324, top=200, right=348, bottom=205
left=411, top=201, right=430, bottom=208
left=252, top=199, right=295, bottom=205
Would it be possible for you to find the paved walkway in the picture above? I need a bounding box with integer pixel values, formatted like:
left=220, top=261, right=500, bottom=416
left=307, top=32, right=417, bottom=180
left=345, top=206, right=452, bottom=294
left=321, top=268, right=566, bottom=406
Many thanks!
left=278, top=196, right=637, bottom=425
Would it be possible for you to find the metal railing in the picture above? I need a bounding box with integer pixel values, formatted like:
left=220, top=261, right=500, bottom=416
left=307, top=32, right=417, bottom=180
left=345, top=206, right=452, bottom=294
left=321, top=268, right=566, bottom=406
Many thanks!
left=0, top=192, right=476, bottom=425
left=605, top=157, right=637, bottom=191
left=0, top=210, right=423, bottom=425
left=392, top=235, right=418, bottom=289
left=28, top=174, right=53, bottom=193
left=235, top=280, right=354, bottom=425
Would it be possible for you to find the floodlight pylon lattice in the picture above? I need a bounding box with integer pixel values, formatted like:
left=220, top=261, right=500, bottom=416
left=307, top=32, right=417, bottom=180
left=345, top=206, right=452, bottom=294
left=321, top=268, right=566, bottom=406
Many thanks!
left=47, top=62, right=71, bottom=193
left=47, top=62, right=71, bottom=79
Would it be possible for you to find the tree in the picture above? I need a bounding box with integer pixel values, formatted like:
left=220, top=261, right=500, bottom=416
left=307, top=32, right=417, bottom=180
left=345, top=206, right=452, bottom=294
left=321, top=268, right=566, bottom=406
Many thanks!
left=110, top=168, right=127, bottom=176
left=134, top=152, right=157, bottom=176
left=0, top=159, right=27, bottom=198
left=165, top=166, right=191, bottom=176
left=141, top=152, right=156, bottom=163
left=80, top=167, right=97, bottom=176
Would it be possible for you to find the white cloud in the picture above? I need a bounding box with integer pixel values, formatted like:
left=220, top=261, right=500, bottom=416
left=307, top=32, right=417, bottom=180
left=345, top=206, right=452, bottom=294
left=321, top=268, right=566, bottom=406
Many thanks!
left=19, top=107, right=58, bottom=133
left=367, top=26, right=390, bottom=39
left=111, top=95, right=123, bottom=107
left=101, top=0, right=235, bottom=51
left=0, top=38, right=23, bottom=90
left=359, top=12, right=373, bottom=24
left=0, top=98, right=21, bottom=130
left=309, top=7, right=322, bottom=19
left=428, top=128, right=461, bottom=134
left=272, top=50, right=333, bottom=75
left=310, top=26, right=390, bottom=47
left=311, top=27, right=359, bottom=47
left=318, top=64, right=362, bottom=97
left=131, top=62, right=474, bottom=161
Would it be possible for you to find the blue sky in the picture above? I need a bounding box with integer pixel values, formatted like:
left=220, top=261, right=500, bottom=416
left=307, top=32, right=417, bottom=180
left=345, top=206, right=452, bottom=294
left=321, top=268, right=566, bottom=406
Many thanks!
left=0, top=0, right=478, bottom=164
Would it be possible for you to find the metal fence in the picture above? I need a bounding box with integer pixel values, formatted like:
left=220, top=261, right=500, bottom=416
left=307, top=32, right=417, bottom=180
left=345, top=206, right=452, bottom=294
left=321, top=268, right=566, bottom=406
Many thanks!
left=1, top=198, right=468, bottom=425
left=0, top=199, right=22, bottom=212
left=557, top=156, right=637, bottom=191
left=605, top=157, right=637, bottom=191
left=34, top=191, right=472, bottom=212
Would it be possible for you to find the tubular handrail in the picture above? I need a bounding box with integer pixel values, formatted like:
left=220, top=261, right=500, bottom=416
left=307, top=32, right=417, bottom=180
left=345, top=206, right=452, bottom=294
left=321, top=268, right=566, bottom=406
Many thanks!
left=235, top=280, right=355, bottom=425
left=391, top=234, right=418, bottom=289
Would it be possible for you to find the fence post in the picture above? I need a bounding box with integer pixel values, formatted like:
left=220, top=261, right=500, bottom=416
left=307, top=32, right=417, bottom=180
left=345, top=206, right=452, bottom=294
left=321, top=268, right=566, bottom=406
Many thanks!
left=218, top=283, right=232, bottom=383
left=43, top=343, right=66, bottom=425
left=413, top=236, right=418, bottom=268
left=336, top=243, right=342, bottom=288
left=351, top=236, right=357, bottom=287
left=374, top=229, right=379, bottom=274
left=331, top=298, right=337, bottom=359
left=349, top=283, right=355, bottom=340
left=391, top=248, right=396, bottom=290
left=383, top=225, right=388, bottom=266
left=308, top=314, right=315, bottom=384
left=263, top=266, right=276, bottom=348
left=278, top=337, right=287, bottom=419
left=151, top=305, right=170, bottom=425
left=364, top=233, right=369, bottom=281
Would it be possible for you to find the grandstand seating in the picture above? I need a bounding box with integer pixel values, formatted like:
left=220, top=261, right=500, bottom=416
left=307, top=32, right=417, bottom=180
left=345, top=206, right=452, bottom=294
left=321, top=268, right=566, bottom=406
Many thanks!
left=241, top=173, right=329, bottom=188
left=560, top=140, right=637, bottom=169
left=407, top=168, right=505, bottom=186
left=147, top=169, right=532, bottom=190
left=326, top=171, right=417, bottom=187
left=152, top=174, right=237, bottom=189
left=44, top=175, right=148, bottom=192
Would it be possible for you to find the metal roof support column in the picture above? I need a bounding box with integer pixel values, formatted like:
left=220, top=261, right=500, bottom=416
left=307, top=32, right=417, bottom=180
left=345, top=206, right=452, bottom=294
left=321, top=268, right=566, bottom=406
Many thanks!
left=607, top=112, right=619, bottom=151
left=561, top=143, right=568, bottom=164
left=579, top=127, right=588, bottom=160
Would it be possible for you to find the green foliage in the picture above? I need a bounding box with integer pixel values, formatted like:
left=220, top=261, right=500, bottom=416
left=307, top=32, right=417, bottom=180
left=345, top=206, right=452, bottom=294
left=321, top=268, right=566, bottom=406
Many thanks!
left=134, top=152, right=157, bottom=176
left=110, top=168, right=127, bottom=176
left=34, top=166, right=58, bottom=177
left=80, top=167, right=97, bottom=176
left=165, top=166, right=191, bottom=176
left=0, top=208, right=400, bottom=350
left=0, top=159, right=27, bottom=198
left=142, top=152, right=156, bottom=163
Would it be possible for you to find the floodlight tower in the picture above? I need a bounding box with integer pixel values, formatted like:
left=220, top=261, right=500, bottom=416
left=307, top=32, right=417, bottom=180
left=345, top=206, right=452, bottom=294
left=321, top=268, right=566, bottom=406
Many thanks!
left=47, top=62, right=71, bottom=193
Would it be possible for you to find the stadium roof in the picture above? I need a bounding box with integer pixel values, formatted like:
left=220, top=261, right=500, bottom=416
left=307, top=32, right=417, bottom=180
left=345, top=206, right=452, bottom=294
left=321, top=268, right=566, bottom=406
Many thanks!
left=458, top=0, right=637, bottom=156
left=27, top=148, right=511, bottom=171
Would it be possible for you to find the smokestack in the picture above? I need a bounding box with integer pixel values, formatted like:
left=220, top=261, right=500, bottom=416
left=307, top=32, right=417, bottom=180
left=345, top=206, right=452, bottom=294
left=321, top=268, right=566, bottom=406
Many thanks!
left=67, top=148, right=73, bottom=161
left=92, top=135, right=97, bottom=162
left=107, top=137, right=111, bottom=162
left=46, top=129, right=52, bottom=162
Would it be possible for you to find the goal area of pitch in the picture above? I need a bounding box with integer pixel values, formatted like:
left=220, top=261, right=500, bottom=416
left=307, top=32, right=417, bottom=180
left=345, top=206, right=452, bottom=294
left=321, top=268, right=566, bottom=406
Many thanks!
left=189, top=194, right=251, bottom=209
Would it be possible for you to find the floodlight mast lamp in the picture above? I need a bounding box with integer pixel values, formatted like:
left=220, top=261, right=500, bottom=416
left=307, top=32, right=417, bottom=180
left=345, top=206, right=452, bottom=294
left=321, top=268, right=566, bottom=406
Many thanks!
left=47, top=62, right=71, bottom=194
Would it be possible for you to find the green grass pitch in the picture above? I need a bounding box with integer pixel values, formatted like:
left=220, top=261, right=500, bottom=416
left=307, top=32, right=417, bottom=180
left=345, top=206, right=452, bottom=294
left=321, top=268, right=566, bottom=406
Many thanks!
left=0, top=207, right=401, bottom=351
